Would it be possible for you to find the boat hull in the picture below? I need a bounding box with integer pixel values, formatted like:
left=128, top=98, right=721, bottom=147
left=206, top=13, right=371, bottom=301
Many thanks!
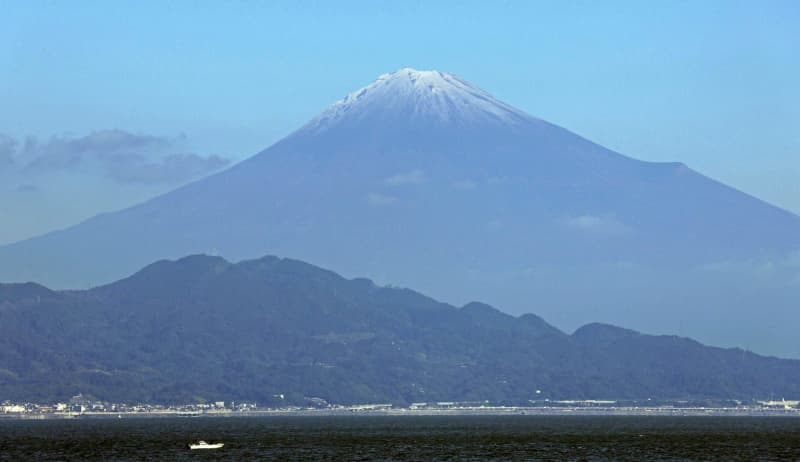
left=189, top=443, right=224, bottom=450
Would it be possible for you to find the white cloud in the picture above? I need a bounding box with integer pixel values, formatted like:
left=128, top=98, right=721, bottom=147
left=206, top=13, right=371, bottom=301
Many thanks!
left=366, top=192, right=397, bottom=206
left=699, top=250, right=800, bottom=273
left=0, top=130, right=233, bottom=245
left=452, top=179, right=476, bottom=190
left=486, top=219, right=503, bottom=230
left=0, top=134, right=16, bottom=168
left=487, top=176, right=508, bottom=185
left=1, top=130, right=230, bottom=184
left=384, top=169, right=424, bottom=186
left=15, top=184, right=37, bottom=193
left=787, top=249, right=800, bottom=267
left=563, top=214, right=632, bottom=237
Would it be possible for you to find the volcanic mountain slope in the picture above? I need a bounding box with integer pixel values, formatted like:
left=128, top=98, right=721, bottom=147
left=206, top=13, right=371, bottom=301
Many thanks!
left=1, top=254, right=798, bottom=405
left=1, top=68, right=798, bottom=356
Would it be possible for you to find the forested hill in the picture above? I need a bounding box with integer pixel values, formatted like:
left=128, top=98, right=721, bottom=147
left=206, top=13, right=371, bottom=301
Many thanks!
left=1, top=254, right=797, bottom=405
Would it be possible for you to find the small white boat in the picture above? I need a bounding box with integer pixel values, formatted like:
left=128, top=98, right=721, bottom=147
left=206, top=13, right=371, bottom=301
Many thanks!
left=188, top=440, right=224, bottom=450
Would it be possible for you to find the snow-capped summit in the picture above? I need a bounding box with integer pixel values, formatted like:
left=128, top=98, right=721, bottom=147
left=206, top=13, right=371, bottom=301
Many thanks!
left=302, top=68, right=535, bottom=134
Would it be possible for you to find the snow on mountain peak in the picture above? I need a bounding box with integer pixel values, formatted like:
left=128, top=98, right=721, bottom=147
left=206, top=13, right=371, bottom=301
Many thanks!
left=302, top=68, right=536, bottom=133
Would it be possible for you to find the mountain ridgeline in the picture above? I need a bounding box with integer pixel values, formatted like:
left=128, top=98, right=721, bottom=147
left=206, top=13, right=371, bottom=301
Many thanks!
left=1, top=255, right=798, bottom=405
left=0, top=68, right=798, bottom=356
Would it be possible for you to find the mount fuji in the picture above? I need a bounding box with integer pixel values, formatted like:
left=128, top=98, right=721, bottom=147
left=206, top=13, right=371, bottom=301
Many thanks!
left=2, top=68, right=799, bottom=356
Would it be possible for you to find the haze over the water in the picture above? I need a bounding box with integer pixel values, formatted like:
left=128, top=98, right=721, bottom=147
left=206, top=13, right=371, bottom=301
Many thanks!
left=1, top=1, right=798, bottom=244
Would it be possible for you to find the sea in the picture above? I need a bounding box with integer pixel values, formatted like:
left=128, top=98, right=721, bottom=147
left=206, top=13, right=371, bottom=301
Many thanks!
left=1, top=415, right=799, bottom=461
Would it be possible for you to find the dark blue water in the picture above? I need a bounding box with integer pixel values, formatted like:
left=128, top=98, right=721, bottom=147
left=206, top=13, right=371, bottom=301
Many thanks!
left=1, top=415, right=800, bottom=461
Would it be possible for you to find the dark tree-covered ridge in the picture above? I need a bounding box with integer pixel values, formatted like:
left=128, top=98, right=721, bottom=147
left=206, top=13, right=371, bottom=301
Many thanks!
left=1, top=254, right=797, bottom=405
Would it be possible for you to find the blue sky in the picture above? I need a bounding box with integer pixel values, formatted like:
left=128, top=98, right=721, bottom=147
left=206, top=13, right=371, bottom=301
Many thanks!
left=1, top=0, right=798, bottom=244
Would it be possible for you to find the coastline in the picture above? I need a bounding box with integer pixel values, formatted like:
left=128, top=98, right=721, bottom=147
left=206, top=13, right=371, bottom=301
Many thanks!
left=3, top=406, right=800, bottom=420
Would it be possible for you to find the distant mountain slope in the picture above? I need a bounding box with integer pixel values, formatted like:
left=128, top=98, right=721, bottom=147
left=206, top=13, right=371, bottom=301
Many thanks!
left=1, top=254, right=798, bottom=405
left=1, top=68, right=798, bottom=356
